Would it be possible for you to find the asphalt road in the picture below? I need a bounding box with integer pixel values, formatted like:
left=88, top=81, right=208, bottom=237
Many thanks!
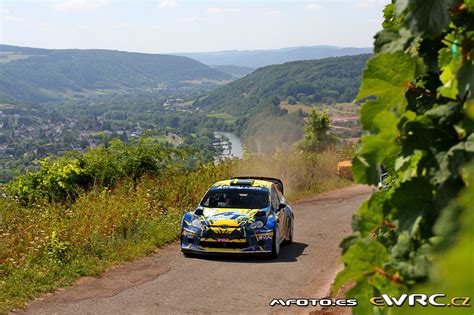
left=22, top=185, right=372, bottom=315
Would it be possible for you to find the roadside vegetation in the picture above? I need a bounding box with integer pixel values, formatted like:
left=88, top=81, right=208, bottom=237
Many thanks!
left=0, top=132, right=351, bottom=312
left=333, top=1, right=474, bottom=314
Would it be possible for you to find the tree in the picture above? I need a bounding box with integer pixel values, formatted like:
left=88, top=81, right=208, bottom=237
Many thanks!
left=287, top=96, right=297, bottom=105
left=298, top=109, right=338, bottom=151
left=270, top=95, right=281, bottom=106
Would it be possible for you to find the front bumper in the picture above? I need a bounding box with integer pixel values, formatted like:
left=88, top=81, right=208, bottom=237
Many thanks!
left=180, top=226, right=273, bottom=254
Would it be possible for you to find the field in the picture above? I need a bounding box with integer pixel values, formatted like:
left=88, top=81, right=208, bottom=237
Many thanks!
left=0, top=53, right=32, bottom=63
left=206, top=112, right=237, bottom=124
left=280, top=102, right=361, bottom=139
left=279, top=101, right=316, bottom=114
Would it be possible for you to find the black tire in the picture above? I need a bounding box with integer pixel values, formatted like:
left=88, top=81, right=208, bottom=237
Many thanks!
left=182, top=251, right=193, bottom=258
left=270, top=226, right=280, bottom=258
left=287, top=217, right=294, bottom=244
left=282, top=217, right=293, bottom=246
left=285, top=223, right=293, bottom=245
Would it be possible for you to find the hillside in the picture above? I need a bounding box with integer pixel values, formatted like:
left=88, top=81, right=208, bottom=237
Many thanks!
left=211, top=65, right=255, bottom=78
left=177, top=45, right=372, bottom=68
left=0, top=45, right=231, bottom=104
left=194, top=54, right=371, bottom=116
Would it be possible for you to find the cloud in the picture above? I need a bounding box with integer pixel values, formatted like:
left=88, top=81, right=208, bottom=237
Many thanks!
left=206, top=7, right=240, bottom=14
left=113, top=22, right=133, bottom=29
left=265, top=10, right=281, bottom=16
left=1, top=9, right=24, bottom=22
left=158, top=1, right=178, bottom=9
left=176, top=16, right=204, bottom=23
left=354, top=0, right=388, bottom=8
left=72, top=24, right=89, bottom=31
left=305, top=3, right=322, bottom=10
left=39, top=23, right=50, bottom=32
left=55, top=0, right=108, bottom=12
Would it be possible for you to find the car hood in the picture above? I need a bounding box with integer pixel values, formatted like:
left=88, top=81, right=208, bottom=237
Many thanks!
left=201, top=207, right=266, bottom=227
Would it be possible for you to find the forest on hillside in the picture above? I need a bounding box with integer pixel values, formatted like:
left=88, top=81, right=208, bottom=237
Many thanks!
left=193, top=54, right=370, bottom=116
left=0, top=45, right=230, bottom=104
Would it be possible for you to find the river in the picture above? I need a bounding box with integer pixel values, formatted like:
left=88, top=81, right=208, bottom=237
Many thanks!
left=214, top=132, right=244, bottom=159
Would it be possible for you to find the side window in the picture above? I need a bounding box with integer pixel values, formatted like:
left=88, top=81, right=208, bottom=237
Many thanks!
left=271, top=187, right=280, bottom=210
left=276, top=188, right=285, bottom=204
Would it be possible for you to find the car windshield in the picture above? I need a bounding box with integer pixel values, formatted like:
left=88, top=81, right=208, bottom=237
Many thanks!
left=200, top=188, right=269, bottom=209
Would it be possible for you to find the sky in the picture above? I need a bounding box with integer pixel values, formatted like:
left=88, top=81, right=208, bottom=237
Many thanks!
left=0, top=0, right=390, bottom=53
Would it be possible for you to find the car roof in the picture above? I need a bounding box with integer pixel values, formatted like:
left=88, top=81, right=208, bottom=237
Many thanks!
left=212, top=179, right=274, bottom=190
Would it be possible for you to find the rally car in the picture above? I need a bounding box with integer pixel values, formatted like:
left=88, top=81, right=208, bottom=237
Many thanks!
left=180, top=177, right=294, bottom=258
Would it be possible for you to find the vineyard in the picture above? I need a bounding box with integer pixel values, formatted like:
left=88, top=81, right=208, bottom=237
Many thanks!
left=334, top=1, right=473, bottom=314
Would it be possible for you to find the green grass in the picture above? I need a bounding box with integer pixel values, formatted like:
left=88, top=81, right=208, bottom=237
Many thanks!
left=280, top=102, right=359, bottom=117
left=0, top=53, right=32, bottom=64
left=151, top=133, right=183, bottom=146
left=279, top=101, right=316, bottom=114
left=206, top=113, right=237, bottom=124
left=0, top=216, right=180, bottom=313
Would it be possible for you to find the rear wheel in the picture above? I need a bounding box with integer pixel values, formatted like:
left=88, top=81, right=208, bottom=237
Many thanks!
left=282, top=216, right=293, bottom=246
left=287, top=216, right=294, bottom=244
left=286, top=222, right=293, bottom=245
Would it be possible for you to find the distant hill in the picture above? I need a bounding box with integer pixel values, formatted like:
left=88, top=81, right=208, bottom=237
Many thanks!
left=211, top=65, right=255, bottom=78
left=177, top=45, right=372, bottom=68
left=0, top=44, right=231, bottom=104
left=194, top=54, right=371, bottom=116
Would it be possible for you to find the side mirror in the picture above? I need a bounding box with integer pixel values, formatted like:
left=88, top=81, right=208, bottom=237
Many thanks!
left=278, top=203, right=286, bottom=211
left=194, top=208, right=204, bottom=215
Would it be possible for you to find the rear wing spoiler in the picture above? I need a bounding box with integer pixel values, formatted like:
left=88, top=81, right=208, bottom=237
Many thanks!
left=231, top=176, right=284, bottom=194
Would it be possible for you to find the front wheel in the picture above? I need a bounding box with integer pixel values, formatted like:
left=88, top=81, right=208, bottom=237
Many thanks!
left=270, top=227, right=280, bottom=258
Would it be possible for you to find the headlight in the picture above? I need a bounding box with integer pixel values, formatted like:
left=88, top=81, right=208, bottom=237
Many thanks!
left=249, top=220, right=265, bottom=229
left=191, top=219, right=203, bottom=229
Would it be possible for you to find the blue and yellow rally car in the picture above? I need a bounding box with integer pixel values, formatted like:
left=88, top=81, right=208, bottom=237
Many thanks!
left=181, top=177, right=294, bottom=258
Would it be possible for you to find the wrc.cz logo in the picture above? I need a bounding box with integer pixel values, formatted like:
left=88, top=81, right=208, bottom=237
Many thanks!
left=370, top=294, right=471, bottom=307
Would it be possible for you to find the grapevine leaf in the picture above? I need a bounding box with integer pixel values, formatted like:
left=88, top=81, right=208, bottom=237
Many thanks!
left=438, top=48, right=461, bottom=99
left=433, top=134, right=474, bottom=184
left=381, top=28, right=414, bottom=53
left=394, top=150, right=423, bottom=181
left=393, top=243, right=432, bottom=281
left=352, top=191, right=390, bottom=237
left=391, top=177, right=434, bottom=236
left=425, top=103, right=462, bottom=125
left=390, top=231, right=413, bottom=259
left=395, top=169, right=474, bottom=314
left=404, top=0, right=450, bottom=38
left=356, top=53, right=418, bottom=113
left=435, top=163, right=474, bottom=250
left=370, top=273, right=401, bottom=297
left=433, top=194, right=465, bottom=251
left=457, top=60, right=474, bottom=100
left=374, top=30, right=399, bottom=54
left=360, top=100, right=385, bottom=130
left=400, top=114, right=458, bottom=155
left=339, top=232, right=361, bottom=254
left=353, top=111, right=400, bottom=184
left=333, top=240, right=389, bottom=295
left=347, top=281, right=377, bottom=315
left=395, top=0, right=409, bottom=15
